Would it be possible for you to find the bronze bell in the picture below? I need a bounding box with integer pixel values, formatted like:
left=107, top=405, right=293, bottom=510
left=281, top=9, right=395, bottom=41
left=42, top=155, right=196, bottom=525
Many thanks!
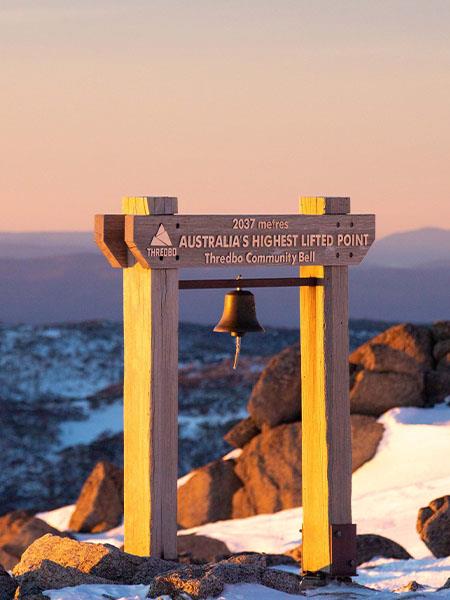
left=214, top=285, right=264, bottom=369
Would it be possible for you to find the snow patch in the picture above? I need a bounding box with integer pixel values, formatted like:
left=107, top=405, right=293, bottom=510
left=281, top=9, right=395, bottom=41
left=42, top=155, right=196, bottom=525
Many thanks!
left=223, top=448, right=243, bottom=461
left=59, top=402, right=123, bottom=449
left=45, top=584, right=149, bottom=600
left=44, top=404, right=450, bottom=598
left=37, top=505, right=76, bottom=531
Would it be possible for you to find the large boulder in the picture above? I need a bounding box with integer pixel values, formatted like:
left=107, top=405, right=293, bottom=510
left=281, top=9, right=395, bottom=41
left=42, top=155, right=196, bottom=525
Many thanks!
left=13, top=534, right=175, bottom=595
left=433, top=339, right=450, bottom=363
left=349, top=323, right=434, bottom=416
left=350, top=370, right=424, bottom=417
left=233, top=415, right=383, bottom=518
left=431, top=321, right=450, bottom=343
left=177, top=534, right=231, bottom=564
left=247, top=344, right=301, bottom=428
left=286, top=533, right=411, bottom=567
left=438, top=353, right=450, bottom=372
left=0, top=511, right=71, bottom=571
left=233, top=422, right=302, bottom=518
left=350, top=323, right=433, bottom=374
left=178, top=459, right=243, bottom=528
left=0, top=564, right=16, bottom=600
left=417, top=495, right=450, bottom=557
left=356, top=534, right=412, bottom=565
left=69, top=461, right=123, bottom=533
left=15, top=561, right=113, bottom=598
left=425, top=370, right=450, bottom=404
left=351, top=415, right=385, bottom=471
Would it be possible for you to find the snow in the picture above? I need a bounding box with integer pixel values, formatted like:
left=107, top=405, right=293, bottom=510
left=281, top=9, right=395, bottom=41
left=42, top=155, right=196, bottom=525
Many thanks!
left=356, top=556, right=450, bottom=592
left=42, top=403, right=450, bottom=598
left=222, top=448, right=243, bottom=461
left=177, top=471, right=194, bottom=488
left=176, top=403, right=450, bottom=561
left=45, top=584, right=150, bottom=600
left=37, top=504, right=75, bottom=531
left=59, top=402, right=123, bottom=448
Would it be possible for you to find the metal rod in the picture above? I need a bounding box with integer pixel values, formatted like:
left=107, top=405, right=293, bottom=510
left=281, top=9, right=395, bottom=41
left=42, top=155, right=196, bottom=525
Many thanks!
left=179, top=277, right=323, bottom=290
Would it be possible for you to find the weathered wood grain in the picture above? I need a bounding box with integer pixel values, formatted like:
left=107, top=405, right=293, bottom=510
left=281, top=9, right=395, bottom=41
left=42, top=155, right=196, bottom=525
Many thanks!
left=123, top=196, right=178, bottom=560
left=299, top=197, right=354, bottom=575
left=94, top=214, right=127, bottom=268
left=124, top=213, right=375, bottom=269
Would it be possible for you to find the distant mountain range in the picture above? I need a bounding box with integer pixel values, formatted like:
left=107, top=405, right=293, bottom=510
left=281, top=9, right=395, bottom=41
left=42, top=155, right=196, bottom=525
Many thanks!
left=0, top=227, right=449, bottom=325
left=364, top=227, right=450, bottom=268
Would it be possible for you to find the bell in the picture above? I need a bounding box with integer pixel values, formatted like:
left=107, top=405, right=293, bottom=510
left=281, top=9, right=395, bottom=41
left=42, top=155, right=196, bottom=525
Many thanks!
left=214, top=285, right=264, bottom=369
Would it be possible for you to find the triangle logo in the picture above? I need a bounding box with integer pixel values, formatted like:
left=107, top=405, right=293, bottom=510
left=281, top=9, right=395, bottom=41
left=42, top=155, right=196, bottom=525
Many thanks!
left=150, top=224, right=173, bottom=247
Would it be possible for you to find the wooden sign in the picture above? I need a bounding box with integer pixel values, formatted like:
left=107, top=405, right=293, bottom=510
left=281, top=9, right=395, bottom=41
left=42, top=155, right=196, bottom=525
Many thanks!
left=94, top=195, right=375, bottom=580
left=97, top=213, right=375, bottom=269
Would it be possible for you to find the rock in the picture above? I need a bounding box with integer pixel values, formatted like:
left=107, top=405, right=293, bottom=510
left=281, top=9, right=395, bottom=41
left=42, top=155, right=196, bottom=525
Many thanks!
left=231, top=488, right=254, bottom=519
left=149, top=557, right=301, bottom=599
left=351, top=344, right=424, bottom=379
left=247, top=344, right=301, bottom=428
left=285, top=534, right=411, bottom=569
left=417, top=495, right=450, bottom=557
left=233, top=422, right=302, bottom=517
left=223, top=417, right=260, bottom=448
left=233, top=415, right=383, bottom=518
left=15, top=561, right=113, bottom=597
left=433, top=340, right=450, bottom=363
left=431, top=321, right=450, bottom=343
left=439, top=577, right=450, bottom=590
left=149, top=563, right=223, bottom=599
left=69, top=460, right=123, bottom=533
left=177, top=534, right=231, bottom=564
left=356, top=534, right=412, bottom=565
left=177, top=459, right=242, bottom=528
left=350, top=323, right=433, bottom=373
left=131, top=558, right=179, bottom=585
left=12, top=534, right=154, bottom=590
left=0, top=511, right=72, bottom=571
left=437, top=353, right=450, bottom=372
left=223, top=552, right=296, bottom=567
left=260, top=569, right=302, bottom=594
left=351, top=415, right=385, bottom=471
left=285, top=545, right=302, bottom=563
left=0, top=564, right=17, bottom=600
left=350, top=370, right=424, bottom=416
left=425, top=370, right=450, bottom=404
left=395, top=580, right=424, bottom=592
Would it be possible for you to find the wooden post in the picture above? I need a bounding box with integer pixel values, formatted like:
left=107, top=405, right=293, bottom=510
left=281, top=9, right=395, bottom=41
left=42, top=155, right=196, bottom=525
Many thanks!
left=299, top=197, right=354, bottom=575
left=122, top=196, right=179, bottom=559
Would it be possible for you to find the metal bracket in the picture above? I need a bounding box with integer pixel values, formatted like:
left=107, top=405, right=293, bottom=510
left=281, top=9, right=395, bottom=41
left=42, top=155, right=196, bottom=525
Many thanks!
left=330, top=524, right=357, bottom=577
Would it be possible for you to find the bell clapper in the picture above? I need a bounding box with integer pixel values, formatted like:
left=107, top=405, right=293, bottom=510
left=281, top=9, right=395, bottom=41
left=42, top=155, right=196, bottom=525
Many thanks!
left=233, top=335, right=241, bottom=370
left=213, top=274, right=264, bottom=369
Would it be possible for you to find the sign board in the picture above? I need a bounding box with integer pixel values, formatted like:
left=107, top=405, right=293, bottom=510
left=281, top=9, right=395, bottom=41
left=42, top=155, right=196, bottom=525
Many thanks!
left=95, top=195, right=374, bottom=575
left=123, top=213, right=375, bottom=269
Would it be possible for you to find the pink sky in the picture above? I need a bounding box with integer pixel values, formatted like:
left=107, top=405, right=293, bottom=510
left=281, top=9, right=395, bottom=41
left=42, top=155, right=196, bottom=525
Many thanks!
left=1, top=1, right=449, bottom=237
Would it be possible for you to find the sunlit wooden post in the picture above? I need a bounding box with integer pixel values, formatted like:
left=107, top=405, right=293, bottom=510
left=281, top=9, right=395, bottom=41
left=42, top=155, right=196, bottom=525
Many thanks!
left=300, top=197, right=355, bottom=577
left=122, top=196, right=179, bottom=559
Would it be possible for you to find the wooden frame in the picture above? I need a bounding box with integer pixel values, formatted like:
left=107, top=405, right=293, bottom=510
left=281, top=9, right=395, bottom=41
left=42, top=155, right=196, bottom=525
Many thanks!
left=95, top=195, right=375, bottom=577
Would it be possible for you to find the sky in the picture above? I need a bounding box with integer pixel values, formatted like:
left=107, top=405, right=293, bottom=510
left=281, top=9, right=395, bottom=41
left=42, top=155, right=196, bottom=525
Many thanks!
left=1, top=1, right=449, bottom=237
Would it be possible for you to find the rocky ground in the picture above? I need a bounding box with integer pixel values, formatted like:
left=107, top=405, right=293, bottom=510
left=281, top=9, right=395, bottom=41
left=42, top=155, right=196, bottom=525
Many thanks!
left=177, top=321, right=450, bottom=525
left=0, top=319, right=387, bottom=513
left=0, top=321, right=449, bottom=597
